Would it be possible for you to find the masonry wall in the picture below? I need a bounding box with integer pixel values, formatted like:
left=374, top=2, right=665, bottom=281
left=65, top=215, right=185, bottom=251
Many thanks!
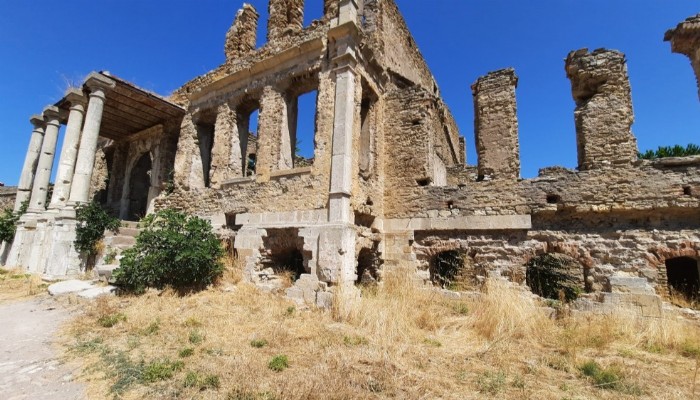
left=0, top=187, right=17, bottom=211
left=565, top=49, right=638, bottom=170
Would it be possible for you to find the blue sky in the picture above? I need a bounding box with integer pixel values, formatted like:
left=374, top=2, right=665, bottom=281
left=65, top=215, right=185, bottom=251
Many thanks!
left=0, top=0, right=698, bottom=185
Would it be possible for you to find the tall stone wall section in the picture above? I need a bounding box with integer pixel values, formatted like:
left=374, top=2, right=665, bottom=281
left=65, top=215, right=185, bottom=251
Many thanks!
left=565, top=49, right=638, bottom=170
left=0, top=187, right=17, bottom=211
left=267, top=0, right=304, bottom=41
left=471, top=68, right=520, bottom=180
left=225, top=4, right=259, bottom=61
left=665, top=14, right=700, bottom=101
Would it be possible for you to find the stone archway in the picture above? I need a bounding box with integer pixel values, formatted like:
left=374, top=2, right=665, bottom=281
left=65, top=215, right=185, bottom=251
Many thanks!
left=126, top=153, right=152, bottom=221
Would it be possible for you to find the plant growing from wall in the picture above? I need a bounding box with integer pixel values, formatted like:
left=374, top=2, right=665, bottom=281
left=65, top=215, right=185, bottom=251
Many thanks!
left=74, top=201, right=120, bottom=257
left=638, top=143, right=700, bottom=160
left=525, top=253, right=583, bottom=302
left=113, top=209, right=224, bottom=293
left=0, top=201, right=27, bottom=243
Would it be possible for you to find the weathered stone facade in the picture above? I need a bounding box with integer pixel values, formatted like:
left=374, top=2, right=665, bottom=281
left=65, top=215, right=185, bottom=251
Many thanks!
left=4, top=2, right=700, bottom=312
left=0, top=187, right=17, bottom=211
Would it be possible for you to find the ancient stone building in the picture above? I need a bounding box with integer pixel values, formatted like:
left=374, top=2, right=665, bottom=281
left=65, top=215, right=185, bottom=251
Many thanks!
left=3, top=2, right=700, bottom=312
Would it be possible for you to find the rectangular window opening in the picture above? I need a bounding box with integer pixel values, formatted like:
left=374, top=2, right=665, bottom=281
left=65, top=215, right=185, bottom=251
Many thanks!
left=196, top=123, right=215, bottom=188
left=238, top=105, right=260, bottom=177
left=292, top=89, right=318, bottom=168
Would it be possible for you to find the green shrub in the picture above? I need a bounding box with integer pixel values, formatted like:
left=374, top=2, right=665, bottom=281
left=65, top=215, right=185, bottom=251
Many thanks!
left=184, top=371, right=221, bottom=390
left=268, top=355, right=289, bottom=372
left=179, top=347, right=195, bottom=358
left=189, top=330, right=204, bottom=345
left=250, top=339, right=268, bottom=348
left=638, top=143, right=700, bottom=160
left=526, top=253, right=583, bottom=302
left=98, top=313, right=127, bottom=328
left=0, top=201, right=27, bottom=243
left=74, top=201, right=120, bottom=256
left=142, top=359, right=184, bottom=382
left=113, top=209, right=224, bottom=293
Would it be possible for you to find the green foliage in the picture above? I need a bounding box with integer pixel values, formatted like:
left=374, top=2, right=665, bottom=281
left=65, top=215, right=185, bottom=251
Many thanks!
left=113, top=209, right=224, bottom=293
left=477, top=371, right=507, bottom=395
left=250, top=339, right=268, bottom=348
left=638, top=143, right=700, bottom=160
left=0, top=201, right=27, bottom=243
left=431, top=250, right=466, bottom=289
left=189, top=330, right=204, bottom=345
left=268, top=355, right=289, bottom=372
left=179, top=347, right=195, bottom=358
left=142, top=359, right=184, bottom=382
left=579, top=360, right=643, bottom=394
left=526, top=254, right=583, bottom=302
left=74, top=201, right=120, bottom=256
left=184, top=371, right=220, bottom=390
left=98, top=313, right=127, bottom=328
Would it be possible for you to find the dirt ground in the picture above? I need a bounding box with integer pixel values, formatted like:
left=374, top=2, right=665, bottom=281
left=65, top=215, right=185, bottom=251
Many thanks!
left=0, top=295, right=85, bottom=400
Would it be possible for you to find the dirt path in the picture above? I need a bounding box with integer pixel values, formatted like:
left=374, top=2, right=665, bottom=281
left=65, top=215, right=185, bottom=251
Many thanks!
left=0, top=296, right=85, bottom=400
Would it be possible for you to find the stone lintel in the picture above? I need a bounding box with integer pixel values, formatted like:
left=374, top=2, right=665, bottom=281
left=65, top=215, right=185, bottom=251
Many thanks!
left=384, top=215, right=532, bottom=232
left=235, top=209, right=329, bottom=227
left=269, top=166, right=312, bottom=180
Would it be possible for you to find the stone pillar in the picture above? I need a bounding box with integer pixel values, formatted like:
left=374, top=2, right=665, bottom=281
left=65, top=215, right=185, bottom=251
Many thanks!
left=471, top=68, right=520, bottom=180
left=210, top=102, right=242, bottom=187
left=565, top=49, right=638, bottom=171
left=225, top=4, right=259, bottom=61
left=27, top=106, right=61, bottom=212
left=256, top=86, right=286, bottom=180
left=68, top=74, right=115, bottom=205
left=49, top=89, right=87, bottom=209
left=267, top=0, right=304, bottom=41
left=665, top=14, right=700, bottom=101
left=14, top=116, right=46, bottom=211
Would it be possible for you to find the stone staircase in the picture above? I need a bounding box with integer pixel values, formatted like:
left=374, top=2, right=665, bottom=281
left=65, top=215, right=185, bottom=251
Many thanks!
left=95, top=221, right=140, bottom=282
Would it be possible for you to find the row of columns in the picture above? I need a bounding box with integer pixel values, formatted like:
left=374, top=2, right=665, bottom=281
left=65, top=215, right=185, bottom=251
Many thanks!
left=4, top=73, right=115, bottom=272
left=13, top=74, right=115, bottom=215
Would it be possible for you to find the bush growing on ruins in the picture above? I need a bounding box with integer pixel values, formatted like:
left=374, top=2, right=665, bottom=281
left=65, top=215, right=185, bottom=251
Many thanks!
left=113, top=209, right=224, bottom=293
left=525, top=253, right=583, bottom=302
left=74, top=201, right=120, bottom=257
left=638, top=143, right=700, bottom=160
left=0, top=201, right=27, bottom=243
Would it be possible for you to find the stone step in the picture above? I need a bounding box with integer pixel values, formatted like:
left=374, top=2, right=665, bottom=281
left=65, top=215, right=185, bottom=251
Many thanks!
left=96, top=264, right=120, bottom=282
left=105, top=236, right=136, bottom=247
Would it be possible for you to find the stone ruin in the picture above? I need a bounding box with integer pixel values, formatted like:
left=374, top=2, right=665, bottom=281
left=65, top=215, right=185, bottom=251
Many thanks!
left=2, top=1, right=700, bottom=314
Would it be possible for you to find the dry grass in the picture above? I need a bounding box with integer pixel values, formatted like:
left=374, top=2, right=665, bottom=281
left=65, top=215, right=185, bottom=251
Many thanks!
left=61, top=266, right=700, bottom=400
left=0, top=268, right=47, bottom=303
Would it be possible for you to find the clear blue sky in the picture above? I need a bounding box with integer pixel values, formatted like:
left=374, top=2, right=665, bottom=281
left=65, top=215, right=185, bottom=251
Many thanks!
left=0, top=0, right=698, bottom=185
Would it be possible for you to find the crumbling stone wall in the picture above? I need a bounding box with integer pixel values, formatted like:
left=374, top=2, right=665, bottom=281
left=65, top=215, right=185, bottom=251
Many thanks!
left=565, top=49, right=638, bottom=170
left=665, top=14, right=700, bottom=101
left=472, top=68, right=520, bottom=180
left=267, top=0, right=304, bottom=41
left=0, top=187, right=17, bottom=211
left=225, top=4, right=259, bottom=61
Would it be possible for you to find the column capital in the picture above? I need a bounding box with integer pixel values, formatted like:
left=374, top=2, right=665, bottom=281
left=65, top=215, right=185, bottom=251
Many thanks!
left=42, top=106, right=61, bottom=126
left=84, top=72, right=116, bottom=98
left=30, top=115, right=46, bottom=130
left=64, top=88, right=87, bottom=110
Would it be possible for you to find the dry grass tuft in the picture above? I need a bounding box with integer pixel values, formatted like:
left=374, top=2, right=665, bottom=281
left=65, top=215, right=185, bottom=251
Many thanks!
left=0, top=268, right=47, bottom=303
left=61, top=273, right=700, bottom=399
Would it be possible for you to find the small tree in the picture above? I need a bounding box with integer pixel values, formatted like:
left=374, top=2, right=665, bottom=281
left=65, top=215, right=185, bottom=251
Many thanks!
left=638, top=143, right=700, bottom=160
left=114, top=209, right=224, bottom=293
left=0, top=201, right=28, bottom=244
left=74, top=201, right=120, bottom=257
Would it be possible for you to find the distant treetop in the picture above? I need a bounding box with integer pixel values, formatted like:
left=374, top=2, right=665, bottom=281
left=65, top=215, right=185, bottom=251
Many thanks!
left=638, top=144, right=700, bottom=160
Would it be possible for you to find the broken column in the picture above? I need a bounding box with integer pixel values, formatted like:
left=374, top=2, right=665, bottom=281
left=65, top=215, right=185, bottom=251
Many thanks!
left=14, top=116, right=46, bottom=211
left=665, top=14, right=700, bottom=101
left=27, top=106, right=61, bottom=212
left=471, top=68, right=520, bottom=180
left=267, top=0, right=304, bottom=41
left=324, top=0, right=339, bottom=19
left=49, top=89, right=86, bottom=209
left=565, top=49, right=638, bottom=171
left=224, top=4, right=259, bottom=61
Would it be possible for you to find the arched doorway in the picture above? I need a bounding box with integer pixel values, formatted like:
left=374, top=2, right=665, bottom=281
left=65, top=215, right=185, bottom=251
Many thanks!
left=665, top=256, right=700, bottom=302
left=127, top=153, right=152, bottom=221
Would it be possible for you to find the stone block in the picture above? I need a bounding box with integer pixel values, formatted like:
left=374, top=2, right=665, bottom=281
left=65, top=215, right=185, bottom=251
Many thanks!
left=48, top=280, right=95, bottom=296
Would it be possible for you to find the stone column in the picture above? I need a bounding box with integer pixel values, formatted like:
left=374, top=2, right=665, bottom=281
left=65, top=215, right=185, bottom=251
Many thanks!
left=14, top=116, right=46, bottom=211
left=27, top=106, right=61, bottom=213
left=68, top=74, right=115, bottom=205
left=471, top=68, right=521, bottom=180
left=256, top=86, right=286, bottom=180
left=49, top=89, right=87, bottom=209
left=665, top=14, right=700, bottom=101
left=565, top=49, right=637, bottom=170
